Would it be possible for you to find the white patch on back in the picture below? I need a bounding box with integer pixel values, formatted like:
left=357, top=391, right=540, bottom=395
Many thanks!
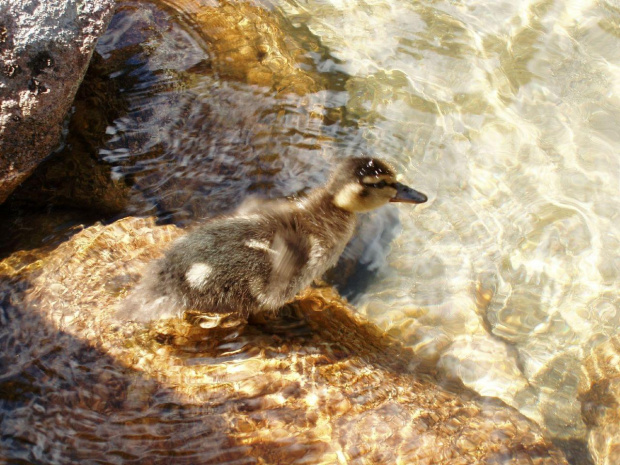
left=245, top=239, right=274, bottom=253
left=234, top=214, right=261, bottom=221
left=186, top=262, right=213, bottom=289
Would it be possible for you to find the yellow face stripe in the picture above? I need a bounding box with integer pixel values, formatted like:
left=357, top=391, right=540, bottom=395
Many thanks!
left=362, top=174, right=395, bottom=184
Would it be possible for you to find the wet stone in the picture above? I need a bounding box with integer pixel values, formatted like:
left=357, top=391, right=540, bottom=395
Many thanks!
left=0, top=0, right=116, bottom=203
left=0, top=216, right=569, bottom=463
left=580, top=336, right=620, bottom=465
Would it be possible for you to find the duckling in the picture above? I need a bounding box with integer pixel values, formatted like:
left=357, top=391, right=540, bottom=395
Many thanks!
left=118, top=157, right=427, bottom=322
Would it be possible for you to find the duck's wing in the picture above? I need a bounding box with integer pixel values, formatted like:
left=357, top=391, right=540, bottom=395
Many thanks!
left=236, top=196, right=292, bottom=215
left=270, top=226, right=309, bottom=281
left=257, top=217, right=311, bottom=307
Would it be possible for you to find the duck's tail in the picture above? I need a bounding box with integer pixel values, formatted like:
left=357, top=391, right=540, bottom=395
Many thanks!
left=115, top=261, right=184, bottom=323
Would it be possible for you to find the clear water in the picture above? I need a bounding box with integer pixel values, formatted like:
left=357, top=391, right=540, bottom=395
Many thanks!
left=3, top=0, right=620, bottom=462
left=273, top=0, right=620, bottom=442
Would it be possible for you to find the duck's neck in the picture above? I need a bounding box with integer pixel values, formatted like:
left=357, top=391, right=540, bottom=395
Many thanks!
left=299, top=188, right=357, bottom=242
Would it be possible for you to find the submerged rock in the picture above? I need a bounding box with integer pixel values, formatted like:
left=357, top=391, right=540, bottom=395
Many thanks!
left=2, top=0, right=349, bottom=224
left=0, top=0, right=116, bottom=203
left=158, top=0, right=324, bottom=95
left=0, top=216, right=568, bottom=464
left=580, top=336, right=620, bottom=465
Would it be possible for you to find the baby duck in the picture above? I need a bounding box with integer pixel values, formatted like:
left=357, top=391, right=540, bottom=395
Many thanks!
left=119, top=157, right=427, bottom=322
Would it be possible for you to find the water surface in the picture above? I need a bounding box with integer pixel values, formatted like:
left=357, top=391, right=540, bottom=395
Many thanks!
left=3, top=0, right=620, bottom=462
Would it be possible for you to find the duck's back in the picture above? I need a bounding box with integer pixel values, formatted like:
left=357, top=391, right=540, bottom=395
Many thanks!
left=159, top=210, right=313, bottom=315
left=119, top=196, right=356, bottom=322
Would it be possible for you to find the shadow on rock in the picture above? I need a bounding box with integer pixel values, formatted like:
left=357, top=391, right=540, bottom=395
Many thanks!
left=0, top=277, right=255, bottom=464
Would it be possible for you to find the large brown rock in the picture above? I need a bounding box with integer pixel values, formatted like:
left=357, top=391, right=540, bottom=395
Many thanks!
left=4, top=51, right=131, bottom=215
left=0, top=216, right=568, bottom=464
left=580, top=336, right=620, bottom=465
left=0, top=0, right=116, bottom=203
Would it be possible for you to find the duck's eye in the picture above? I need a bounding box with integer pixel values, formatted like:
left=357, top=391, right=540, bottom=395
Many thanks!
left=365, top=180, right=388, bottom=188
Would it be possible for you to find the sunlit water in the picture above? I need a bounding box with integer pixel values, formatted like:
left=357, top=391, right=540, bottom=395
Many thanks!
left=2, top=0, right=620, bottom=462
left=278, top=0, right=620, bottom=442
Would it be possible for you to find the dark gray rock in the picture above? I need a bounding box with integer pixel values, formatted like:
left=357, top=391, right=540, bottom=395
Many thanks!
left=0, top=0, right=116, bottom=203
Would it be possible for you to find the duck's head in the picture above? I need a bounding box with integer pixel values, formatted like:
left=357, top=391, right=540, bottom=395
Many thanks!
left=329, top=157, right=428, bottom=213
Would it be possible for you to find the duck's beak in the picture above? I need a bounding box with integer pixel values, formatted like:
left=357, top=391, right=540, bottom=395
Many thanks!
left=390, top=182, right=428, bottom=204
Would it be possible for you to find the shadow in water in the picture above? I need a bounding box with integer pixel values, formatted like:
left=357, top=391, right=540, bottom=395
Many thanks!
left=0, top=278, right=254, bottom=464
left=0, top=271, right=417, bottom=464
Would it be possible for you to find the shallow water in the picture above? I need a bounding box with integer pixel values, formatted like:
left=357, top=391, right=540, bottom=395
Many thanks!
left=284, top=0, right=620, bottom=442
left=0, top=217, right=569, bottom=464
left=2, top=0, right=620, bottom=462
left=280, top=0, right=620, bottom=440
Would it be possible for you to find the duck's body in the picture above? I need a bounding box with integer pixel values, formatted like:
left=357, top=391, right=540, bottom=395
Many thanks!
left=158, top=192, right=356, bottom=316
left=119, top=157, right=427, bottom=322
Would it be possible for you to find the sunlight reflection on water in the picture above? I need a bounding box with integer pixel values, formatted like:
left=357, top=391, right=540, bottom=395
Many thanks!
left=2, top=0, right=619, bottom=462
left=98, top=0, right=620, bottom=446
left=275, top=0, right=620, bottom=445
